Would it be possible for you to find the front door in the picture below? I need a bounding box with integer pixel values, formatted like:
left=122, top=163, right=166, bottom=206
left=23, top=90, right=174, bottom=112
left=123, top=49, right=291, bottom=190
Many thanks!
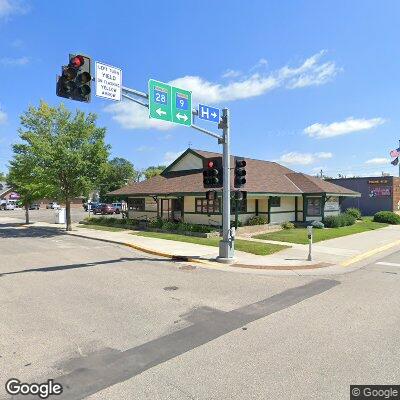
left=160, top=199, right=170, bottom=220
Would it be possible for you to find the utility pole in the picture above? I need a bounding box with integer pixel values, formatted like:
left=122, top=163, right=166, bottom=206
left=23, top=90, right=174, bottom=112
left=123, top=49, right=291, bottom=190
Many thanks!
left=121, top=87, right=235, bottom=263
left=218, top=108, right=234, bottom=261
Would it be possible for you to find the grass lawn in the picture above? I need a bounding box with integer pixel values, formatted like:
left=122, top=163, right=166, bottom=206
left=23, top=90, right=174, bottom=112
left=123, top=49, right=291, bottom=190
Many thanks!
left=77, top=224, right=129, bottom=232
left=253, top=218, right=388, bottom=244
left=132, top=231, right=289, bottom=256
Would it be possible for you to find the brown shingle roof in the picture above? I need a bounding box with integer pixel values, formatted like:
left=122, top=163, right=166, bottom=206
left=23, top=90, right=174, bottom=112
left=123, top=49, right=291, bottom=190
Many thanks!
left=109, top=148, right=359, bottom=197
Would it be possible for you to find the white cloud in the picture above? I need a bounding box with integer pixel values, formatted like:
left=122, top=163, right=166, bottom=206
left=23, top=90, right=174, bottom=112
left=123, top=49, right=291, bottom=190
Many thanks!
left=0, top=56, right=29, bottom=66
left=315, top=152, right=332, bottom=159
left=106, top=51, right=339, bottom=130
left=304, top=117, right=385, bottom=139
left=164, top=150, right=184, bottom=165
left=0, top=0, right=29, bottom=19
left=365, top=157, right=390, bottom=165
left=278, top=151, right=333, bottom=165
left=222, top=69, right=241, bottom=78
left=105, top=101, right=172, bottom=130
left=0, top=109, right=7, bottom=124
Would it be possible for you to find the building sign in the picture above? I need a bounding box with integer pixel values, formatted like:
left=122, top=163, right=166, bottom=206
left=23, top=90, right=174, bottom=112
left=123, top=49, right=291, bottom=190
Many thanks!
left=369, top=187, right=391, bottom=197
left=325, top=197, right=339, bottom=211
left=9, top=192, right=20, bottom=200
left=368, top=179, right=389, bottom=185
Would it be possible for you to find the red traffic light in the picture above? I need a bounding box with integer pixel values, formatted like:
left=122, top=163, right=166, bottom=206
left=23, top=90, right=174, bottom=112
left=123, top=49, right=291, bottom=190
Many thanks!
left=207, top=161, right=214, bottom=168
left=70, top=55, right=84, bottom=68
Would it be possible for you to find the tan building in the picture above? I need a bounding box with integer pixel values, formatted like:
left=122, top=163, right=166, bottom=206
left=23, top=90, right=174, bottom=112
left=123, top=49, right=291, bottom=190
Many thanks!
left=109, top=149, right=359, bottom=226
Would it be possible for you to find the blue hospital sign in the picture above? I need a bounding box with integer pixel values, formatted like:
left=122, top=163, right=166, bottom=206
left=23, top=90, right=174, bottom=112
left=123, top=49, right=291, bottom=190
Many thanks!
left=198, top=104, right=220, bottom=123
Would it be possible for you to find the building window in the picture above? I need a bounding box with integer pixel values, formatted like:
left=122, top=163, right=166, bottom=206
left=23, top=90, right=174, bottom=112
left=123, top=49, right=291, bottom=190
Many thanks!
left=195, top=198, right=220, bottom=214
left=231, top=199, right=247, bottom=213
left=307, top=198, right=322, bottom=216
left=270, top=196, right=281, bottom=207
left=128, top=198, right=145, bottom=211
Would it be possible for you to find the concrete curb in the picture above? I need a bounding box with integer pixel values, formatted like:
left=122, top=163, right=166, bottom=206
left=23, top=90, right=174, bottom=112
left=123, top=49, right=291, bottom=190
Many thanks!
left=66, top=230, right=335, bottom=271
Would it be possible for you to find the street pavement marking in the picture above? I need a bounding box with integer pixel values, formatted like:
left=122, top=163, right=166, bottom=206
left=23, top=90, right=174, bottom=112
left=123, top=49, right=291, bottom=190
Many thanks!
left=16, top=279, right=339, bottom=400
left=376, top=262, right=400, bottom=267
left=340, top=239, right=400, bottom=267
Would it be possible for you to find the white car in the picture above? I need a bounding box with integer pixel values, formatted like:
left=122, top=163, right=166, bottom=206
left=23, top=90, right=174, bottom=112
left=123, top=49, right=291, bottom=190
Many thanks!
left=46, top=202, right=61, bottom=209
left=5, top=202, right=15, bottom=210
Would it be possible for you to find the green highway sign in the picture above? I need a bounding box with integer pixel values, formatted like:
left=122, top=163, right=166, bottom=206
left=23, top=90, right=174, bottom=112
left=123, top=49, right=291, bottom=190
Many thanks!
left=148, top=79, right=192, bottom=126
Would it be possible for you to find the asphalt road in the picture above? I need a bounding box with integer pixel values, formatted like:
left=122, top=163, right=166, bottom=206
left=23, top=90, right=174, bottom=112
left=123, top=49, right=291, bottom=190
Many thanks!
left=0, top=207, right=121, bottom=224
left=1, top=218, right=399, bottom=399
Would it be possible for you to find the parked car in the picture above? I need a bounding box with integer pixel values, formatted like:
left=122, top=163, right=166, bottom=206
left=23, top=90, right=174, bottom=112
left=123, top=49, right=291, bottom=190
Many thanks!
left=29, top=203, right=40, bottom=210
left=84, top=202, right=100, bottom=212
left=93, top=203, right=115, bottom=215
left=112, top=202, right=125, bottom=214
left=46, top=202, right=61, bottom=209
left=4, top=202, right=15, bottom=210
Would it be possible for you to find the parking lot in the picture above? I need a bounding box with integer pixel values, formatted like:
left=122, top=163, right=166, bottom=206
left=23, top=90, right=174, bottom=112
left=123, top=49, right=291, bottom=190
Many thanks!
left=0, top=206, right=122, bottom=224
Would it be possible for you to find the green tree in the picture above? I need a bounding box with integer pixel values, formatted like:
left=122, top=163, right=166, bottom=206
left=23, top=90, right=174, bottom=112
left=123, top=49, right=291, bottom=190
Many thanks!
left=143, top=165, right=166, bottom=180
left=99, top=157, right=139, bottom=199
left=14, top=101, right=109, bottom=230
left=7, top=155, right=47, bottom=224
left=0, top=171, right=7, bottom=181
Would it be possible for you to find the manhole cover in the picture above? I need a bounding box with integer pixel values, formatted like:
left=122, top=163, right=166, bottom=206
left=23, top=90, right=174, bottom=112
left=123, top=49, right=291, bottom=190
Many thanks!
left=163, top=286, right=179, bottom=291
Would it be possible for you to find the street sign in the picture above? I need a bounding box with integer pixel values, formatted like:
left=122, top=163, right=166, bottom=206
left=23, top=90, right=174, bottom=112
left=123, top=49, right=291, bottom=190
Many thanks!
left=148, top=79, right=192, bottom=126
left=95, top=62, right=122, bottom=101
left=198, top=104, right=220, bottom=123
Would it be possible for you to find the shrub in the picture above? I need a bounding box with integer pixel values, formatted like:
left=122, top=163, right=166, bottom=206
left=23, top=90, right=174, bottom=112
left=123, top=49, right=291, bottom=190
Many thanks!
left=311, top=220, right=324, bottom=229
left=373, top=211, right=400, bottom=224
left=324, top=213, right=356, bottom=228
left=345, top=208, right=362, bottom=220
left=148, top=218, right=163, bottom=229
left=161, top=221, right=178, bottom=231
left=247, top=216, right=268, bottom=226
left=341, top=213, right=356, bottom=226
left=281, top=221, right=294, bottom=230
left=324, top=215, right=342, bottom=228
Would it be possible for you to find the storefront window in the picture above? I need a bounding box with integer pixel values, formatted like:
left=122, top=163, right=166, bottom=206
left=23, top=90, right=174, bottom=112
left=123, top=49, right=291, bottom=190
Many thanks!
left=270, top=196, right=281, bottom=207
left=128, top=198, right=145, bottom=211
left=307, top=198, right=322, bottom=216
left=195, top=198, right=220, bottom=214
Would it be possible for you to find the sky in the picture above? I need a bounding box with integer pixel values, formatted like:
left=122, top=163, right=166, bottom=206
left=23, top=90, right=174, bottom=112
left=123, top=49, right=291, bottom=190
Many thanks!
left=0, top=0, right=399, bottom=178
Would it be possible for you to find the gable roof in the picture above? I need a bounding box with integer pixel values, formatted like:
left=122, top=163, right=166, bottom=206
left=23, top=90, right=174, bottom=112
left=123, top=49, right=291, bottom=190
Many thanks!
left=109, top=148, right=359, bottom=197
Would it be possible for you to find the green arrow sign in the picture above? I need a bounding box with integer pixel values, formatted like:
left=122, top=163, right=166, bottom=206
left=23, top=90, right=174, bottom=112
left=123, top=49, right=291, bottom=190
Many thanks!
left=148, top=79, right=192, bottom=126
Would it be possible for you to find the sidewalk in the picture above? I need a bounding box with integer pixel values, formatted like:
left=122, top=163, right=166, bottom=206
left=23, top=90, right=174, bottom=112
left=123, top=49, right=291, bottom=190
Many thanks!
left=3, top=216, right=400, bottom=275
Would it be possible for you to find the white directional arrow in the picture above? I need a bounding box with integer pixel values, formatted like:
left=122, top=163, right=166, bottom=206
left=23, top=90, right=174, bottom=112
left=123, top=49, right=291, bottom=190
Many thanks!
left=211, top=111, right=217, bottom=119
left=176, top=113, right=188, bottom=122
left=156, top=107, right=167, bottom=116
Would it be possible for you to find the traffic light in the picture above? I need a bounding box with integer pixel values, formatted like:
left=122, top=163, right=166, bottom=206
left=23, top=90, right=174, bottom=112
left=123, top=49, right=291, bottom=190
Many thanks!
left=234, top=157, right=247, bottom=188
left=57, top=54, right=92, bottom=102
left=202, top=157, right=223, bottom=188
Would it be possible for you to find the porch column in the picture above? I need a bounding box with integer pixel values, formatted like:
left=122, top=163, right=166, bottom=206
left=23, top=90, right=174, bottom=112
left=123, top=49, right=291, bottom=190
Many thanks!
left=302, top=194, right=307, bottom=222
left=295, top=197, right=298, bottom=222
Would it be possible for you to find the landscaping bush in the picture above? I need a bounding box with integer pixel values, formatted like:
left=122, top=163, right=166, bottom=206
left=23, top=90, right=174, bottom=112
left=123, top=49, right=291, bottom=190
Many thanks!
left=324, top=213, right=356, bottom=228
left=323, top=215, right=341, bottom=228
left=339, top=213, right=355, bottom=226
left=345, top=208, right=362, bottom=220
left=281, top=221, right=295, bottom=230
left=247, top=216, right=268, bottom=226
left=148, top=218, right=163, bottom=229
left=373, top=211, right=400, bottom=224
left=310, top=220, right=324, bottom=229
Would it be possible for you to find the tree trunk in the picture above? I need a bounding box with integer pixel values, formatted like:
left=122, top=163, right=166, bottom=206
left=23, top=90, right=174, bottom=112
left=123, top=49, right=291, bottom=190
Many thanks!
left=24, top=203, right=30, bottom=224
left=66, top=199, right=72, bottom=231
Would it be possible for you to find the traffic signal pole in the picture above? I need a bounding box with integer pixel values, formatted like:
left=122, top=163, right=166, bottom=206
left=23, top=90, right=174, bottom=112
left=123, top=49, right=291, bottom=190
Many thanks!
left=120, top=86, right=235, bottom=263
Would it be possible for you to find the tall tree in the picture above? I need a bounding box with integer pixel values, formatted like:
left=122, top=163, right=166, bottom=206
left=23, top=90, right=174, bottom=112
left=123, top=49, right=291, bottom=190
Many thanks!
left=0, top=171, right=7, bottom=181
left=99, top=157, right=139, bottom=199
left=7, top=155, right=47, bottom=224
left=14, top=101, right=109, bottom=230
left=143, top=165, right=166, bottom=180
